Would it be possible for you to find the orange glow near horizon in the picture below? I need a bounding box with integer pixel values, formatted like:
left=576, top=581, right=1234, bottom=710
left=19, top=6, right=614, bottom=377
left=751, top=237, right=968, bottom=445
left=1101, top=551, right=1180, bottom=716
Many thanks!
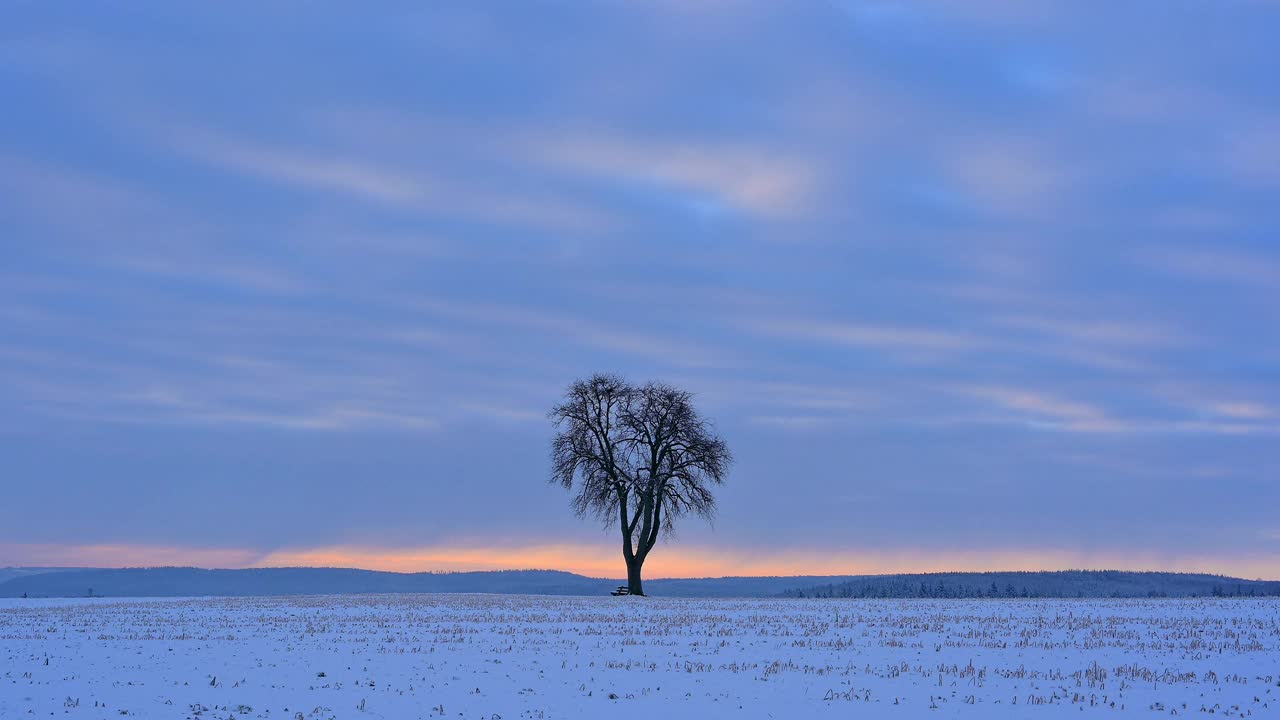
left=3, top=541, right=1278, bottom=580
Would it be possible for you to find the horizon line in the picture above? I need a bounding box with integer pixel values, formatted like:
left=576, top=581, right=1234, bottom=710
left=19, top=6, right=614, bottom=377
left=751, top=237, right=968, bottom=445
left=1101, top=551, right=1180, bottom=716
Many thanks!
left=6, top=541, right=1278, bottom=581
left=7, top=564, right=1277, bottom=583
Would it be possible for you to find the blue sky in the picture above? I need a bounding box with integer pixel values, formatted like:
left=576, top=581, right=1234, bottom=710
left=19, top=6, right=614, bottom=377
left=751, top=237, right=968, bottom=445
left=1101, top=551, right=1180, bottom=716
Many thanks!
left=2, top=1, right=1278, bottom=578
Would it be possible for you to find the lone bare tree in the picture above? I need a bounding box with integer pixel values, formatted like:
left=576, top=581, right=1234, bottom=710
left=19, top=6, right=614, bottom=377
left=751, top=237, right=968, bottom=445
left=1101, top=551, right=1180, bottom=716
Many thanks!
left=549, top=373, right=731, bottom=596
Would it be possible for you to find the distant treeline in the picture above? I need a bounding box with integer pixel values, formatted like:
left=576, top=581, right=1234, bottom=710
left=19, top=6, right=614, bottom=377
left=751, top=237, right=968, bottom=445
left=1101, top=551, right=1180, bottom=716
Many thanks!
left=0, top=567, right=614, bottom=599
left=3, top=566, right=1276, bottom=599
left=781, top=570, right=1280, bottom=599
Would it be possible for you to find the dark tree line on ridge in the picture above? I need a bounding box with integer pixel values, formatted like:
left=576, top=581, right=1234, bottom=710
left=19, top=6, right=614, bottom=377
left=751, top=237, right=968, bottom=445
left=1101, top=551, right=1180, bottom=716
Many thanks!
left=782, top=570, right=1280, bottom=599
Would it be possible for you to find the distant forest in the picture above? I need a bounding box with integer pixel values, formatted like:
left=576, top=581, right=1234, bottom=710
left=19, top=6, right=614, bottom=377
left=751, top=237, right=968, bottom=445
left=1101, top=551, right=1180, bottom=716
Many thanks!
left=2, top=566, right=1277, bottom=599
left=782, top=570, right=1280, bottom=599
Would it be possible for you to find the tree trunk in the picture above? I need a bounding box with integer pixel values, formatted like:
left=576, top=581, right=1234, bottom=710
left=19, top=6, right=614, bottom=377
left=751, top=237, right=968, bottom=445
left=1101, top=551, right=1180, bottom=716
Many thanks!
left=626, top=557, right=645, bottom=596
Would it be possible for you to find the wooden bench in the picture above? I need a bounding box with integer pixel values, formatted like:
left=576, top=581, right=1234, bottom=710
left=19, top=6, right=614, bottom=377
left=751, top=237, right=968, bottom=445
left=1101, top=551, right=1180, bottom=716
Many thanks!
left=611, top=585, right=630, bottom=596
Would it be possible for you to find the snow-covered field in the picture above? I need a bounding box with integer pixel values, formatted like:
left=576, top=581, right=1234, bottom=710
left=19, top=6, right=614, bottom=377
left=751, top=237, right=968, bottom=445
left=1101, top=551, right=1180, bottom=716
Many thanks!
left=2, top=595, right=1277, bottom=718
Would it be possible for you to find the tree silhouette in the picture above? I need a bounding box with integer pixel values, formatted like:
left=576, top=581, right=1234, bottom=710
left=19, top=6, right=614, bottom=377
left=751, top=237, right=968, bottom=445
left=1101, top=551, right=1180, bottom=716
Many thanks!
left=549, top=373, right=731, bottom=596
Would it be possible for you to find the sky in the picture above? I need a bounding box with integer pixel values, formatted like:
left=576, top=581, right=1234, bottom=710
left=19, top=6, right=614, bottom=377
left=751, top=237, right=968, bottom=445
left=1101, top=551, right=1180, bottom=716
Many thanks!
left=2, top=1, right=1278, bottom=580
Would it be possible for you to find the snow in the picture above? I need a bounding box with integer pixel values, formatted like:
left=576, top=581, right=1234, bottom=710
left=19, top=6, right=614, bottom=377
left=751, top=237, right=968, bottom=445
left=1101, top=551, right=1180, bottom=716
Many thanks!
left=2, top=594, right=1277, bottom=718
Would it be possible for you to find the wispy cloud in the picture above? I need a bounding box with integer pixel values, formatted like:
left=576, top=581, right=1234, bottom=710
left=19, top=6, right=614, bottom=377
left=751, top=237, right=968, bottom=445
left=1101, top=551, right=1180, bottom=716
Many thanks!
left=458, top=403, right=545, bottom=423
left=746, top=414, right=832, bottom=429
left=170, top=130, right=613, bottom=232
left=111, top=256, right=302, bottom=295
left=956, top=384, right=1126, bottom=432
left=1147, top=382, right=1279, bottom=426
left=115, top=385, right=442, bottom=432
left=993, top=314, right=1185, bottom=349
left=743, top=317, right=981, bottom=355
left=1146, top=247, right=1280, bottom=290
left=940, top=136, right=1072, bottom=218
left=1223, top=121, right=1280, bottom=187
left=408, top=298, right=730, bottom=368
left=0, top=542, right=264, bottom=569
left=1210, top=402, right=1274, bottom=420
left=956, top=383, right=1280, bottom=436
left=520, top=132, right=820, bottom=217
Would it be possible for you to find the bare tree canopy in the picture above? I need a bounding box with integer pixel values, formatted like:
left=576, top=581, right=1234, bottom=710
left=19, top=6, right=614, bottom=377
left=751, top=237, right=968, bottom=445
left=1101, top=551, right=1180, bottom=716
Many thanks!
left=549, top=373, right=731, bottom=596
